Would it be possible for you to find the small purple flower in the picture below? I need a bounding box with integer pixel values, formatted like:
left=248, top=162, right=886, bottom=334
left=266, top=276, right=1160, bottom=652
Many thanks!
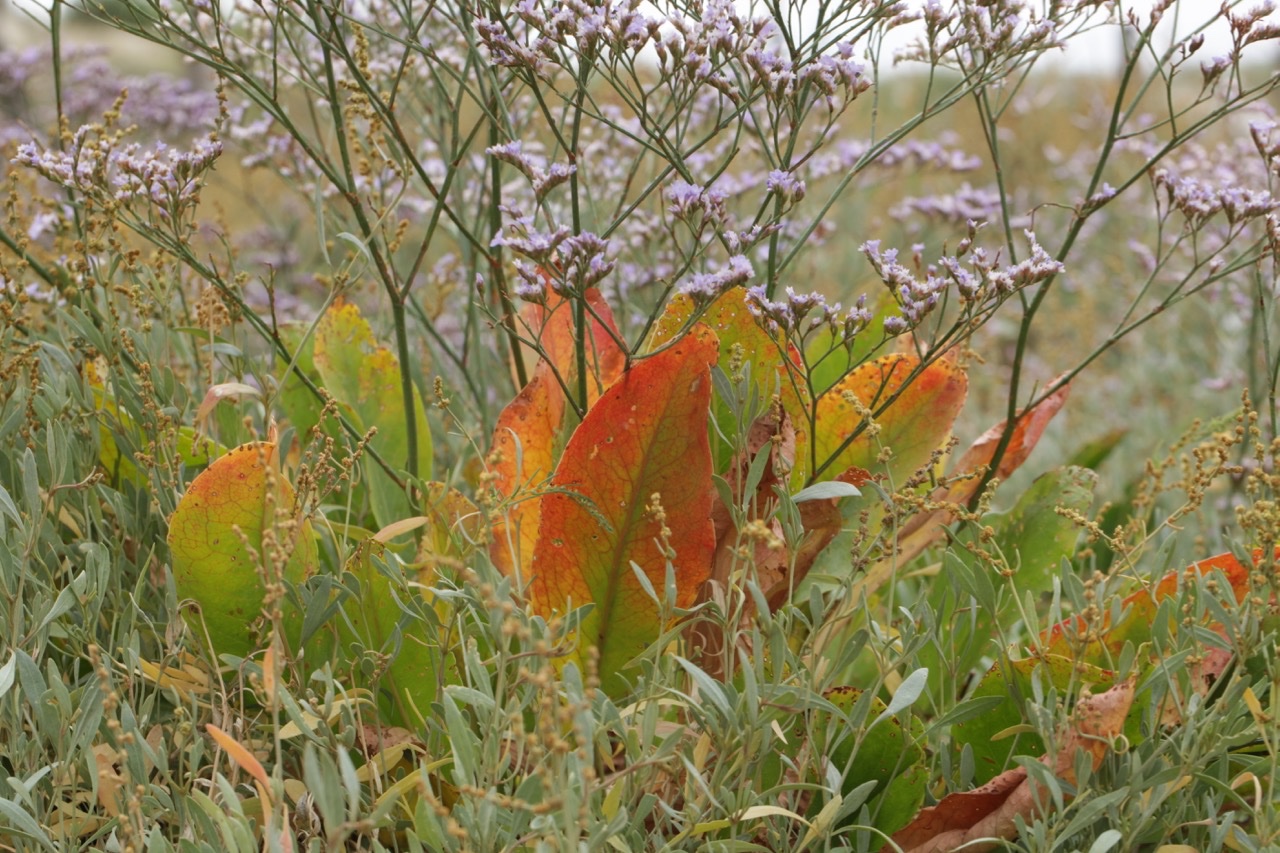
left=513, top=261, right=548, bottom=303
left=560, top=231, right=615, bottom=290
left=486, top=140, right=540, bottom=179
left=665, top=179, right=728, bottom=224
left=679, top=254, right=753, bottom=305
left=766, top=169, right=806, bottom=204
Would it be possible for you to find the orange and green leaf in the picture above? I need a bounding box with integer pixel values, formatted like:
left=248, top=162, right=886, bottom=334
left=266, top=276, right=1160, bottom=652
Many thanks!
left=167, top=442, right=317, bottom=659
left=944, top=382, right=1071, bottom=505
left=646, top=289, right=811, bottom=479
left=1041, top=548, right=1252, bottom=661
left=529, top=325, right=719, bottom=695
left=811, top=353, right=967, bottom=488
left=489, top=290, right=627, bottom=578
left=894, top=383, right=1071, bottom=563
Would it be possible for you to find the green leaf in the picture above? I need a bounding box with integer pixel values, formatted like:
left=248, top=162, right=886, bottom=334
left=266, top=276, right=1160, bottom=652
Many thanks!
left=337, top=543, right=440, bottom=727
left=810, top=686, right=927, bottom=836
left=312, top=300, right=433, bottom=529
left=952, top=654, right=1116, bottom=784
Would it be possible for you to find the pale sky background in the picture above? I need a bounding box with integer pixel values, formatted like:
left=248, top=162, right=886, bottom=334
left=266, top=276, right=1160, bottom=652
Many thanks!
left=1, top=0, right=1276, bottom=72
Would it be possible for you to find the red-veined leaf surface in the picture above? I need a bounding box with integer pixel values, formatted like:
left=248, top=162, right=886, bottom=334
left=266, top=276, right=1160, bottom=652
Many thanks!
left=811, top=353, right=967, bottom=488
left=529, top=325, right=719, bottom=695
left=489, top=289, right=626, bottom=579
left=519, top=287, right=627, bottom=398
left=646, top=289, right=811, bottom=479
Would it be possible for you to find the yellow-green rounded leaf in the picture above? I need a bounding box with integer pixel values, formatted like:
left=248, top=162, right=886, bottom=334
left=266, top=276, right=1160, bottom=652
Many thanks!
left=167, top=442, right=317, bottom=659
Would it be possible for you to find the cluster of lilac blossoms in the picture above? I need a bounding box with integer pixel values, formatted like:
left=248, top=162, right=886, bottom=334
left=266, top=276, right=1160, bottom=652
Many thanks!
left=486, top=140, right=576, bottom=202
left=492, top=210, right=615, bottom=303
left=745, top=286, right=873, bottom=343
left=14, top=127, right=223, bottom=221
left=666, top=180, right=729, bottom=226
left=478, top=0, right=877, bottom=112
left=678, top=255, right=754, bottom=305
left=862, top=224, right=1064, bottom=335
left=1152, top=167, right=1278, bottom=228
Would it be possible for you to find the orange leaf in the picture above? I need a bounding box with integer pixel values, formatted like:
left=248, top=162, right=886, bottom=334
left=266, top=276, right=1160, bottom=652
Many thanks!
left=811, top=353, right=967, bottom=487
left=519, top=287, right=627, bottom=402
left=490, top=289, right=626, bottom=578
left=945, top=381, right=1071, bottom=505
left=887, top=679, right=1134, bottom=853
left=206, top=723, right=272, bottom=795
left=529, top=326, right=719, bottom=695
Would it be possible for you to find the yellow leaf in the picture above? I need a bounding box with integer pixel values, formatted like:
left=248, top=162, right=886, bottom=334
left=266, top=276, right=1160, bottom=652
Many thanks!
left=1243, top=687, right=1267, bottom=726
left=737, top=805, right=810, bottom=826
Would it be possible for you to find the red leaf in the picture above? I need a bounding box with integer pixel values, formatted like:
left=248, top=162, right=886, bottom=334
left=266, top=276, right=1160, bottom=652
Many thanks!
left=489, top=290, right=626, bottom=578
left=529, top=326, right=719, bottom=694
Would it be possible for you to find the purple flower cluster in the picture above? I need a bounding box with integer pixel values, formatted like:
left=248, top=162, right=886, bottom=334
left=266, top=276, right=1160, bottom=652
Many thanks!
left=1153, top=168, right=1278, bottom=227
left=63, top=55, right=221, bottom=136
left=490, top=209, right=570, bottom=262
left=745, top=285, right=871, bottom=340
left=807, top=134, right=983, bottom=181
left=558, top=232, right=616, bottom=291
left=890, top=182, right=1004, bottom=224
left=862, top=224, right=1064, bottom=334
left=0, top=47, right=46, bottom=104
left=678, top=254, right=753, bottom=305
left=487, top=140, right=577, bottom=202
left=765, top=170, right=806, bottom=204
left=745, top=39, right=871, bottom=109
left=897, top=0, right=1065, bottom=69
left=14, top=127, right=223, bottom=220
left=665, top=179, right=728, bottom=224
left=492, top=207, right=615, bottom=301
left=478, top=0, right=874, bottom=111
